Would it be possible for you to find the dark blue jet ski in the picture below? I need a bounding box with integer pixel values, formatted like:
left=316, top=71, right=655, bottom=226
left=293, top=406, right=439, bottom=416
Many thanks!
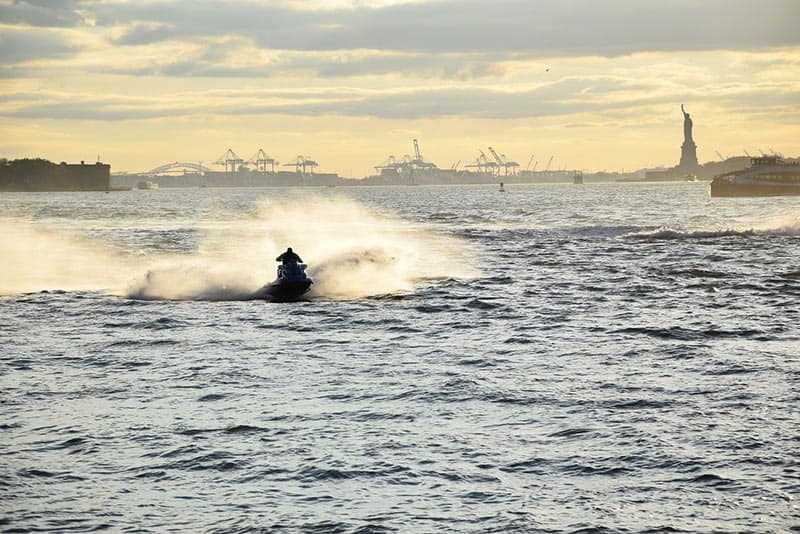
left=259, top=261, right=313, bottom=302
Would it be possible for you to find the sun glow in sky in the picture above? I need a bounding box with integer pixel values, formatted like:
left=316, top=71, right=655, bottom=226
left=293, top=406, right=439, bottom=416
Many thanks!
left=1, top=0, right=798, bottom=177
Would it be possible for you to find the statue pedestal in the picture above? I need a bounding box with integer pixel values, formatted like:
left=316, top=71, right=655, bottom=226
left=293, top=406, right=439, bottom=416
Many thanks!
left=679, top=141, right=699, bottom=171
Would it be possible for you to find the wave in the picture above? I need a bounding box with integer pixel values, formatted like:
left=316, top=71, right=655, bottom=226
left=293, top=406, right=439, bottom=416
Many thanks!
left=623, top=226, right=755, bottom=240
left=622, top=212, right=800, bottom=240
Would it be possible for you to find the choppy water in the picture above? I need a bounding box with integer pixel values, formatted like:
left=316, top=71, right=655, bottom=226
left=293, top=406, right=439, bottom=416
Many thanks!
left=1, top=184, right=798, bottom=533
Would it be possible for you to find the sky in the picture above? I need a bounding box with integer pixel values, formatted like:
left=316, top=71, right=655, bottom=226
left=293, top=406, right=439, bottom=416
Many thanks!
left=1, top=0, right=799, bottom=177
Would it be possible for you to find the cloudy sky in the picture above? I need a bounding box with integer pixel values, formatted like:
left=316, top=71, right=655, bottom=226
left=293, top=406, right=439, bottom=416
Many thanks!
left=1, top=0, right=798, bottom=176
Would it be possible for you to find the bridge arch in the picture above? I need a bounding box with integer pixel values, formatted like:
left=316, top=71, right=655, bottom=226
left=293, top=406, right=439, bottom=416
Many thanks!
left=144, top=162, right=208, bottom=175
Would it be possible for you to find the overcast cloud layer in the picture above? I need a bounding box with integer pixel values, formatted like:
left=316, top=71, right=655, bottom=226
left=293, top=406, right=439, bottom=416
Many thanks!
left=99, top=0, right=800, bottom=54
left=2, top=0, right=800, bottom=59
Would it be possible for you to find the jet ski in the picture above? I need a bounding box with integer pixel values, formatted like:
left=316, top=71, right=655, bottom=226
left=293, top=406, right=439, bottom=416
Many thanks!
left=259, top=261, right=313, bottom=302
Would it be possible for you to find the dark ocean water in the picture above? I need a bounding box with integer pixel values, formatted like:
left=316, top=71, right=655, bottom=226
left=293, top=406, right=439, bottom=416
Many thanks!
left=1, top=184, right=798, bottom=532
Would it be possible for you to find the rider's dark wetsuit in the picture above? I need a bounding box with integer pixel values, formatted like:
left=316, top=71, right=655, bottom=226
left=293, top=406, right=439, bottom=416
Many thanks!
left=276, top=249, right=303, bottom=264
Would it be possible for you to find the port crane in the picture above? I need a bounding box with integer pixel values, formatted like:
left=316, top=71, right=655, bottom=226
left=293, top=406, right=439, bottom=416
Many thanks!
left=488, top=147, right=504, bottom=175
left=374, top=155, right=402, bottom=174
left=214, top=148, right=244, bottom=173
left=488, top=146, right=519, bottom=176
left=715, top=150, right=726, bottom=161
left=248, top=148, right=278, bottom=173
left=410, top=139, right=436, bottom=171
left=465, top=152, right=491, bottom=174
left=374, top=139, right=437, bottom=182
left=283, top=155, right=318, bottom=174
left=478, top=150, right=498, bottom=174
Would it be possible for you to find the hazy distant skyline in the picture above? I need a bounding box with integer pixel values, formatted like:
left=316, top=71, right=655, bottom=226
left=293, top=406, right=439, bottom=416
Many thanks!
left=1, top=0, right=799, bottom=176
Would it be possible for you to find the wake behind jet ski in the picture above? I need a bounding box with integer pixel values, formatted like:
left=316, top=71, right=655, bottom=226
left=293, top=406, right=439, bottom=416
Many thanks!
left=256, top=247, right=313, bottom=302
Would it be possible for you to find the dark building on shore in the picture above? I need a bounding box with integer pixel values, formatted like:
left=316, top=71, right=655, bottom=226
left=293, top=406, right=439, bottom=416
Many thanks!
left=0, top=159, right=110, bottom=192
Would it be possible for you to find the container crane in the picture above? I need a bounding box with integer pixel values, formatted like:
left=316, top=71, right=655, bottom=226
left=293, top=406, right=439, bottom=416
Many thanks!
left=283, top=155, right=318, bottom=174
left=375, top=155, right=408, bottom=176
left=488, top=146, right=505, bottom=175
left=375, top=155, right=398, bottom=172
left=248, top=148, right=277, bottom=173
left=464, top=154, right=486, bottom=173
left=506, top=161, right=519, bottom=175
left=214, top=148, right=244, bottom=173
left=479, top=150, right=498, bottom=175
left=488, top=146, right=520, bottom=176
left=488, top=146, right=503, bottom=166
left=501, top=152, right=519, bottom=176
left=410, top=139, right=436, bottom=170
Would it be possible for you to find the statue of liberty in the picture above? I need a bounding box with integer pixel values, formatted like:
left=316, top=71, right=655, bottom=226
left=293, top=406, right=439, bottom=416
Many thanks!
left=679, top=104, right=699, bottom=170
left=682, top=104, right=694, bottom=145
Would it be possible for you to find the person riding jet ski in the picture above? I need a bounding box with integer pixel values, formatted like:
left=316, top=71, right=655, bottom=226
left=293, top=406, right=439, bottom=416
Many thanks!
left=259, top=247, right=312, bottom=301
left=276, top=247, right=303, bottom=264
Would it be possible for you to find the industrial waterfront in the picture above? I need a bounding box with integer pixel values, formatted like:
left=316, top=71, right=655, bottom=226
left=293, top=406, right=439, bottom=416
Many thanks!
left=109, top=140, right=583, bottom=190
left=106, top=106, right=792, bottom=190
left=4, top=107, right=796, bottom=192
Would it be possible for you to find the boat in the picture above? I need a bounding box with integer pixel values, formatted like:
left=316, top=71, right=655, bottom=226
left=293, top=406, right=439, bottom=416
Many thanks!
left=573, top=171, right=584, bottom=185
left=499, top=182, right=505, bottom=192
left=256, top=262, right=313, bottom=301
left=710, top=156, right=800, bottom=197
left=137, top=180, right=159, bottom=190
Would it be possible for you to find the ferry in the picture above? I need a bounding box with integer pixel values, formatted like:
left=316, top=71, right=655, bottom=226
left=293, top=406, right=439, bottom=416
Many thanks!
left=710, top=156, right=800, bottom=197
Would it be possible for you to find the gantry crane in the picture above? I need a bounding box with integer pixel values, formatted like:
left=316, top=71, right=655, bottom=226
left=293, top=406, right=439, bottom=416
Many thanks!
left=248, top=148, right=278, bottom=173
left=465, top=152, right=489, bottom=174
left=410, top=139, right=436, bottom=170
left=488, top=146, right=504, bottom=172
left=214, top=148, right=244, bottom=173
left=488, top=146, right=519, bottom=176
left=283, top=155, right=318, bottom=174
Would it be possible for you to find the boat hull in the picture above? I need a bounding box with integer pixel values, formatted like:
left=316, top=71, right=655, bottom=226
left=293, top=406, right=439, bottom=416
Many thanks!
left=710, top=180, right=800, bottom=197
left=260, top=279, right=312, bottom=302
